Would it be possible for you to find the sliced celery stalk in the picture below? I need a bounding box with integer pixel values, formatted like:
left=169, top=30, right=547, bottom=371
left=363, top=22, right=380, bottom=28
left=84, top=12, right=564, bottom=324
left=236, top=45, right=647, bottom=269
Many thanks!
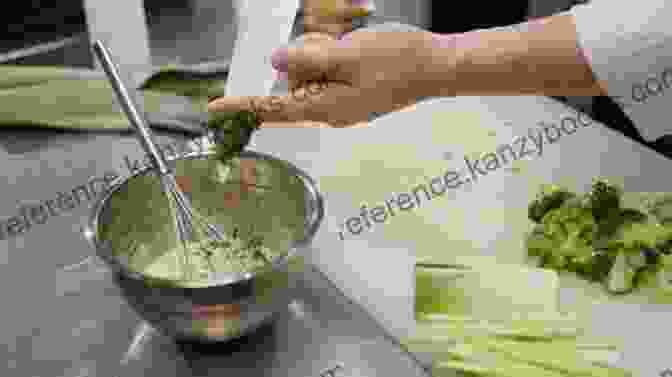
left=432, top=359, right=489, bottom=375
left=412, top=318, right=581, bottom=342
left=436, top=342, right=571, bottom=377
left=404, top=319, right=624, bottom=374
left=415, top=260, right=559, bottom=321
left=426, top=338, right=630, bottom=377
left=482, top=338, right=628, bottom=377
left=404, top=331, right=620, bottom=359
left=411, top=257, right=631, bottom=377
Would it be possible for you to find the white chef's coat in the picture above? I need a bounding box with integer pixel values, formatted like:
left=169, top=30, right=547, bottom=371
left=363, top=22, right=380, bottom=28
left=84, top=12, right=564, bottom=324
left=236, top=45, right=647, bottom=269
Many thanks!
left=570, top=0, right=672, bottom=141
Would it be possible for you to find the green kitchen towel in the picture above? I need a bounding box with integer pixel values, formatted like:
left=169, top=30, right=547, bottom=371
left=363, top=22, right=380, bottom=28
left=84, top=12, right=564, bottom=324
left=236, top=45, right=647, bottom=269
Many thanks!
left=0, top=64, right=227, bottom=131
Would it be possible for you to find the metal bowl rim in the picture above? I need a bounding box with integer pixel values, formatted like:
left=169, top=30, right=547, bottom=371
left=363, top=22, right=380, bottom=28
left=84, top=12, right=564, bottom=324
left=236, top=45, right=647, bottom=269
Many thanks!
left=82, top=148, right=324, bottom=289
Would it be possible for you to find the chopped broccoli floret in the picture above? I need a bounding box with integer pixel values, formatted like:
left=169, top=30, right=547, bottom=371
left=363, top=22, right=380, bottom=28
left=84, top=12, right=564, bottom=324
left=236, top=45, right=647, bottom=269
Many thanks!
left=541, top=200, right=595, bottom=244
left=528, top=184, right=576, bottom=223
left=208, top=111, right=260, bottom=161
left=645, top=193, right=672, bottom=225
left=606, top=215, right=669, bottom=253
left=657, top=238, right=672, bottom=255
left=593, top=208, right=649, bottom=247
left=587, top=251, right=616, bottom=282
left=619, top=208, right=649, bottom=224
left=528, top=200, right=595, bottom=272
left=526, top=180, right=672, bottom=296
left=587, top=178, right=622, bottom=221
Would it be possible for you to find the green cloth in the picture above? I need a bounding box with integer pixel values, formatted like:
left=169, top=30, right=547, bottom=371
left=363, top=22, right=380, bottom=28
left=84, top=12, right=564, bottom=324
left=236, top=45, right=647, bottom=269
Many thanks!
left=0, top=65, right=225, bottom=131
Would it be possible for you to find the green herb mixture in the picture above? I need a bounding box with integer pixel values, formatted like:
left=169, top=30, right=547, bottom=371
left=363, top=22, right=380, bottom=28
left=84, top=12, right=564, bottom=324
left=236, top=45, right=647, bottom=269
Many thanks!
left=126, top=230, right=281, bottom=282
left=103, top=111, right=306, bottom=285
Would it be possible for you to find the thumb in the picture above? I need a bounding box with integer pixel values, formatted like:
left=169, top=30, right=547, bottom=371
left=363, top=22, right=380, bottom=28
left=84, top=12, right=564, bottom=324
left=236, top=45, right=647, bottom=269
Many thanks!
left=271, top=38, right=346, bottom=82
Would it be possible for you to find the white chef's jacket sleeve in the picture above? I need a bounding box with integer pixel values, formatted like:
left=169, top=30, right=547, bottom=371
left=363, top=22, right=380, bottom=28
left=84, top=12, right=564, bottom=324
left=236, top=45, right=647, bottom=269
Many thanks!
left=570, top=0, right=672, bottom=141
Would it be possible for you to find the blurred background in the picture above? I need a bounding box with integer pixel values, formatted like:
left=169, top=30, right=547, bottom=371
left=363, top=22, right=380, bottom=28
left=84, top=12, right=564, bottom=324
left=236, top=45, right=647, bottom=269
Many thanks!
left=1, top=0, right=658, bottom=153
left=0, top=0, right=587, bottom=68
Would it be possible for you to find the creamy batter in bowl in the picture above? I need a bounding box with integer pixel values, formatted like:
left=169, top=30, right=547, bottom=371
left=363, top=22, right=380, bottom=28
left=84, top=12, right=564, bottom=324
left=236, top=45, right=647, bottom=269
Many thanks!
left=83, top=149, right=324, bottom=343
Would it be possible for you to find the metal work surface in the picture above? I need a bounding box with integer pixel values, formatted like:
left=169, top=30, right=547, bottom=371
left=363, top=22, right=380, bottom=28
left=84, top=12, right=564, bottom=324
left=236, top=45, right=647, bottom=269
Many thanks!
left=34, top=259, right=429, bottom=377
left=120, top=261, right=429, bottom=377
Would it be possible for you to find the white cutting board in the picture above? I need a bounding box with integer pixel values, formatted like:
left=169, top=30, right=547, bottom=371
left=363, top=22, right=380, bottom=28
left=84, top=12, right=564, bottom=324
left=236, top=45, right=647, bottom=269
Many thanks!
left=250, top=95, right=672, bottom=377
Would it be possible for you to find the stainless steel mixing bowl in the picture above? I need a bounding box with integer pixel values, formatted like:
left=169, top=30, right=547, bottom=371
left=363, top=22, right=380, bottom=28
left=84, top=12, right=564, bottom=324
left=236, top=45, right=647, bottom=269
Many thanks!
left=83, top=148, right=324, bottom=343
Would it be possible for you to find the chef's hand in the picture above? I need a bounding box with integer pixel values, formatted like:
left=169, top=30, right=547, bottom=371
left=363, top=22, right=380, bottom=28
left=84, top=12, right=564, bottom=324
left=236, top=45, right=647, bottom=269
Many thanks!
left=208, top=30, right=443, bottom=127
left=302, top=0, right=372, bottom=37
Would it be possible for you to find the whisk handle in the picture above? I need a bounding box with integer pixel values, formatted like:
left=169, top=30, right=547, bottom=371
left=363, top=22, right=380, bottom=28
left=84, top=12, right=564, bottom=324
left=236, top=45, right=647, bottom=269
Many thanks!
left=92, top=40, right=171, bottom=176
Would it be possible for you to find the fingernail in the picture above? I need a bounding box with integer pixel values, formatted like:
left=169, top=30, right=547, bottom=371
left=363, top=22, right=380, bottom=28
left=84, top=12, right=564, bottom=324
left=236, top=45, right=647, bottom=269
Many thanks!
left=337, top=33, right=353, bottom=46
left=577, top=45, right=591, bottom=67
left=275, top=70, right=288, bottom=81
left=208, top=95, right=223, bottom=103
left=271, top=48, right=289, bottom=72
left=431, top=33, right=457, bottom=49
left=521, top=17, right=546, bottom=33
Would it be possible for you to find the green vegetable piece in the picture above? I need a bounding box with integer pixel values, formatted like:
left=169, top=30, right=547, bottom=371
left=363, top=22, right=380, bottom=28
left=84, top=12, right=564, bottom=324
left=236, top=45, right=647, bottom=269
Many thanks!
left=657, top=238, right=672, bottom=255
left=207, top=110, right=260, bottom=161
left=619, top=208, right=648, bottom=224
left=588, top=178, right=622, bottom=222
left=594, top=208, right=651, bottom=251
left=528, top=184, right=576, bottom=223
left=587, top=251, right=615, bottom=282
left=644, top=193, right=672, bottom=225
left=610, top=222, right=671, bottom=251
left=655, top=254, right=672, bottom=292
left=567, top=254, right=595, bottom=278
left=526, top=194, right=603, bottom=282
left=432, top=360, right=489, bottom=376
left=411, top=317, right=581, bottom=343
left=525, top=183, right=672, bottom=296
left=539, top=252, right=568, bottom=270
left=605, top=251, right=636, bottom=294
left=625, top=250, right=647, bottom=270
left=415, top=260, right=560, bottom=321
left=482, top=338, right=630, bottom=377
left=538, top=203, right=595, bottom=255
left=431, top=340, right=606, bottom=377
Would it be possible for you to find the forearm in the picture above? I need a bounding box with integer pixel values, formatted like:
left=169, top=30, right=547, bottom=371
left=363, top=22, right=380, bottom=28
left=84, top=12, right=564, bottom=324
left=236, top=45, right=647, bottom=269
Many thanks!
left=427, top=12, right=605, bottom=97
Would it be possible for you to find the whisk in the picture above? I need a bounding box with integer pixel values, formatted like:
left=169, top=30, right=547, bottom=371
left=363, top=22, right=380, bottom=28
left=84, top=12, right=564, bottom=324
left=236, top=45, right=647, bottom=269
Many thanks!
left=93, top=40, right=226, bottom=280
